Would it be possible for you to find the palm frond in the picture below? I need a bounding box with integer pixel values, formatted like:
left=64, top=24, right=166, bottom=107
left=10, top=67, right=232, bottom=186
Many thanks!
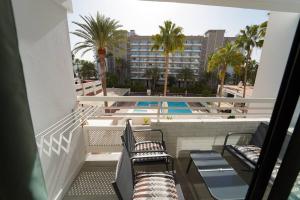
left=71, top=12, right=125, bottom=56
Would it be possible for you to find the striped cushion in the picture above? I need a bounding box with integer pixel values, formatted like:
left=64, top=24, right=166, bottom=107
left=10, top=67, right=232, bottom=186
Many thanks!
left=232, top=145, right=286, bottom=183
left=232, top=145, right=261, bottom=164
left=133, top=172, right=178, bottom=200
left=133, top=141, right=166, bottom=162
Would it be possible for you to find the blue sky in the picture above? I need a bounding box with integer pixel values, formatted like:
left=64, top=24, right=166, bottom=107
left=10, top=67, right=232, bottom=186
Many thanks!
left=68, top=0, right=269, bottom=61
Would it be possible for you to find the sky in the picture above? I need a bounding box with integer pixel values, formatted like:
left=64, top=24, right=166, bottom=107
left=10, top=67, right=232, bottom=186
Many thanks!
left=68, top=0, right=269, bottom=61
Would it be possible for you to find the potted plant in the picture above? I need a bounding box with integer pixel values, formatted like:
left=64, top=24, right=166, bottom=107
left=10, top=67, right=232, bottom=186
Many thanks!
left=143, top=117, right=150, bottom=125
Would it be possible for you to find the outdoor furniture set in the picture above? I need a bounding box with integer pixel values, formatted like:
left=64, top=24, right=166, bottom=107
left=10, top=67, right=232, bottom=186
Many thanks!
left=113, top=120, right=292, bottom=199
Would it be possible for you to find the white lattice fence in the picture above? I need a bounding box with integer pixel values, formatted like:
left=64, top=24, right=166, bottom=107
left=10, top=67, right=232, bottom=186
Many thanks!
left=83, top=126, right=125, bottom=153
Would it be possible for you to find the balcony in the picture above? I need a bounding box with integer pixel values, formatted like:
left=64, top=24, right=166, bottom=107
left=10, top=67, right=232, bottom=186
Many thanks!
left=6, top=0, right=300, bottom=199
left=36, top=96, right=277, bottom=199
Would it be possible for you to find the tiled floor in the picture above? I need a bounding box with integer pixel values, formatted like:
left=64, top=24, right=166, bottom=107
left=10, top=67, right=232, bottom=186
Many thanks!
left=63, top=151, right=253, bottom=200
left=63, top=162, right=118, bottom=200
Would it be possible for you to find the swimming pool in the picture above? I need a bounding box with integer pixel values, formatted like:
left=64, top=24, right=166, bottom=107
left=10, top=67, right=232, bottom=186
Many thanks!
left=136, top=101, right=159, bottom=107
left=136, top=101, right=192, bottom=114
left=167, top=102, right=192, bottom=114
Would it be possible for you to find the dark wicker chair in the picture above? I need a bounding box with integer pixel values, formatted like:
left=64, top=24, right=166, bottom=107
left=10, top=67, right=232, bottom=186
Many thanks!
left=112, top=147, right=184, bottom=200
left=121, top=119, right=171, bottom=167
left=221, top=122, right=269, bottom=170
left=222, top=121, right=292, bottom=183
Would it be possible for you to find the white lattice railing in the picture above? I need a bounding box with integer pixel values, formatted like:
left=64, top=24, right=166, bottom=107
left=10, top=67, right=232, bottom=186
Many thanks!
left=83, top=125, right=163, bottom=154
left=36, top=105, right=100, bottom=157
left=83, top=125, right=124, bottom=153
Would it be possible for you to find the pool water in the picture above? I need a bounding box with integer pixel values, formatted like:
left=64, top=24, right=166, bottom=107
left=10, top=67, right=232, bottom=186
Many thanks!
left=136, top=101, right=192, bottom=114
left=168, top=102, right=192, bottom=114
left=136, top=101, right=159, bottom=107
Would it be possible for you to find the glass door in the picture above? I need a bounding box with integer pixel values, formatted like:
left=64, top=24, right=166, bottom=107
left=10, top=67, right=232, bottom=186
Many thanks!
left=246, top=19, right=300, bottom=200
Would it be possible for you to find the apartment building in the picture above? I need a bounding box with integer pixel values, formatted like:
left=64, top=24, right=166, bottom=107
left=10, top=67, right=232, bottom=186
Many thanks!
left=128, top=30, right=236, bottom=82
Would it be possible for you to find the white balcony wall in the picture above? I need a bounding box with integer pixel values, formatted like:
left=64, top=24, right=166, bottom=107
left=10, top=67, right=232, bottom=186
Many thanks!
left=252, top=12, right=300, bottom=99
left=12, top=0, right=85, bottom=199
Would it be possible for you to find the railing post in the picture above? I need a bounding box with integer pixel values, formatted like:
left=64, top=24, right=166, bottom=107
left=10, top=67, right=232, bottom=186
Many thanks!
left=82, top=126, right=90, bottom=154
left=93, top=81, right=96, bottom=95
left=157, top=101, right=161, bottom=122
left=82, top=82, right=85, bottom=96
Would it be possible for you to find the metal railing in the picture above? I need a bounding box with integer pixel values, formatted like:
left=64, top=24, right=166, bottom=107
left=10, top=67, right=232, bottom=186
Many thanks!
left=77, top=96, right=276, bottom=121
left=36, top=105, right=100, bottom=157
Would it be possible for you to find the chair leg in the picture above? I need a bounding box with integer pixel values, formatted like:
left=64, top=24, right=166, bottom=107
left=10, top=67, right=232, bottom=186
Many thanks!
left=166, top=157, right=169, bottom=171
left=186, top=158, right=192, bottom=174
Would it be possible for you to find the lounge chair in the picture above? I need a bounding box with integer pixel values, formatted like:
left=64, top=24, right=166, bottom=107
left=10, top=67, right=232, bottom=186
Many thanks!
left=112, top=147, right=185, bottom=200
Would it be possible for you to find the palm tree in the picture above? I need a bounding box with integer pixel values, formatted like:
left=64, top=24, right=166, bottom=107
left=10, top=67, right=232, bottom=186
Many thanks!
left=246, top=59, right=259, bottom=85
left=208, top=42, right=244, bottom=99
left=151, top=21, right=185, bottom=96
left=259, top=21, right=268, bottom=40
left=178, top=67, right=194, bottom=95
left=72, top=12, right=125, bottom=106
left=145, top=67, right=161, bottom=91
left=235, top=23, right=266, bottom=97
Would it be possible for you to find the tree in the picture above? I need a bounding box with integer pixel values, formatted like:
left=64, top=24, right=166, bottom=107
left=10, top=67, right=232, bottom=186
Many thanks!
left=73, top=58, right=81, bottom=78
left=235, top=22, right=266, bottom=97
left=207, top=42, right=244, bottom=100
left=245, top=59, right=259, bottom=85
left=151, top=21, right=185, bottom=96
left=115, top=57, right=127, bottom=84
left=168, top=76, right=176, bottom=88
left=72, top=12, right=125, bottom=106
left=106, top=72, right=118, bottom=87
left=178, top=67, right=194, bottom=95
left=145, top=67, right=160, bottom=91
left=79, top=61, right=97, bottom=80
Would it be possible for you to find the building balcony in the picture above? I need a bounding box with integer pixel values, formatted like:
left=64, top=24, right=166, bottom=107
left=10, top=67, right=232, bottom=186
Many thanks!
left=130, top=42, right=202, bottom=46
left=35, top=96, right=281, bottom=199
left=130, top=49, right=201, bottom=52
left=130, top=60, right=200, bottom=64
left=130, top=54, right=201, bottom=58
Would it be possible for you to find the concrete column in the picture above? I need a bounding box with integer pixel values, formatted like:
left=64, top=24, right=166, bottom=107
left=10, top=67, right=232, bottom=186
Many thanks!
left=252, top=12, right=300, bottom=99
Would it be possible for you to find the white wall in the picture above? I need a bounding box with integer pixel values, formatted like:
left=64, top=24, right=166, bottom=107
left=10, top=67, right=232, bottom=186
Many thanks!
left=12, top=0, right=85, bottom=199
left=12, top=0, right=76, bottom=133
left=252, top=12, right=300, bottom=99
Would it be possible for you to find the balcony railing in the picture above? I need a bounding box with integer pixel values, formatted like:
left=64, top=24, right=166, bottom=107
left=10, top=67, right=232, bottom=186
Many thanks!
left=36, top=96, right=275, bottom=157
left=75, top=80, right=101, bottom=96
left=77, top=96, right=275, bottom=120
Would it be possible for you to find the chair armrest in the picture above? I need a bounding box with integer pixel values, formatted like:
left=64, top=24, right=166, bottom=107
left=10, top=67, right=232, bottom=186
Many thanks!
left=131, top=149, right=166, bottom=153
left=221, top=132, right=254, bottom=155
left=133, top=129, right=164, bottom=143
left=130, top=154, right=175, bottom=174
